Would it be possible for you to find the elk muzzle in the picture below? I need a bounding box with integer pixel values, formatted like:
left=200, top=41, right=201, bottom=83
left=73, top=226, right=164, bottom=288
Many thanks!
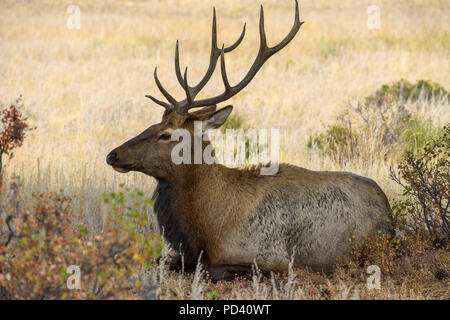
left=106, top=148, right=137, bottom=173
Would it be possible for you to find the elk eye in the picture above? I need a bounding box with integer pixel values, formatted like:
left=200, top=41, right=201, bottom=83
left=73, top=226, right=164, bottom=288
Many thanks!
left=158, top=133, right=171, bottom=141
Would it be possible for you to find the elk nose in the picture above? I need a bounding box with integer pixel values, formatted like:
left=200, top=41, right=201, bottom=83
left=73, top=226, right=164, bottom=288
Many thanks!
left=106, top=151, right=117, bottom=165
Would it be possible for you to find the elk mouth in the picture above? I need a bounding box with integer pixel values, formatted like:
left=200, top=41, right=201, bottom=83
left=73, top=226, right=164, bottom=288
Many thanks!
left=112, top=164, right=136, bottom=173
left=106, top=150, right=139, bottom=173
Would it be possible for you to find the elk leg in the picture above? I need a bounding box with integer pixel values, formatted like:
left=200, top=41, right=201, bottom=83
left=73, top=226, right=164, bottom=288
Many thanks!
left=207, top=265, right=252, bottom=282
left=169, top=252, right=197, bottom=272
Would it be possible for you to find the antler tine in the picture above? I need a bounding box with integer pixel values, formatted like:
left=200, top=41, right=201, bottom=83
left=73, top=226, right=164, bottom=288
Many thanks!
left=174, top=40, right=186, bottom=94
left=145, top=94, right=172, bottom=109
left=183, top=0, right=303, bottom=110
left=268, top=0, right=303, bottom=54
left=224, top=22, right=246, bottom=53
left=171, top=8, right=246, bottom=113
left=259, top=5, right=268, bottom=51
left=153, top=67, right=179, bottom=108
left=189, top=8, right=246, bottom=98
left=182, top=67, right=193, bottom=105
left=220, top=44, right=231, bottom=91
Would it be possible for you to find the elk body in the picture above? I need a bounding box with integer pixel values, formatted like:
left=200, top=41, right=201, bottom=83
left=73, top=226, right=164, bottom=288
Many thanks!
left=107, top=1, right=392, bottom=281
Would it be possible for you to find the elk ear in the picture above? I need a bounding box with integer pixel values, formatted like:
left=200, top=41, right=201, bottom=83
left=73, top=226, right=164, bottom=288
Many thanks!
left=202, top=105, right=233, bottom=130
left=190, top=105, right=217, bottom=117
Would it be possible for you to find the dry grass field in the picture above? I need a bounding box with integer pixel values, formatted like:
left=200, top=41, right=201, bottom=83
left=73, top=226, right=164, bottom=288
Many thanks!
left=0, top=0, right=449, bottom=299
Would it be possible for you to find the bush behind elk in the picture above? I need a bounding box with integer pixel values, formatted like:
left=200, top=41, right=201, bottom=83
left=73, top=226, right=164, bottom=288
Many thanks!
left=107, top=1, right=392, bottom=281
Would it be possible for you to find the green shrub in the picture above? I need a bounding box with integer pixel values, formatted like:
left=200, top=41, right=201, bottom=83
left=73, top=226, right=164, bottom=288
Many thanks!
left=307, top=103, right=410, bottom=164
left=307, top=124, right=358, bottom=164
left=365, top=79, right=450, bottom=106
left=307, top=80, right=448, bottom=164
left=401, top=116, right=445, bottom=154
left=218, top=113, right=259, bottom=164
left=221, top=113, right=250, bottom=132
left=390, top=123, right=449, bottom=244
left=0, top=182, right=163, bottom=299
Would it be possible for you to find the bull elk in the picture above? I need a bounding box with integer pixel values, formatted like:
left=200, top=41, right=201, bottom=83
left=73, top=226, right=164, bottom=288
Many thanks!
left=106, top=1, right=392, bottom=281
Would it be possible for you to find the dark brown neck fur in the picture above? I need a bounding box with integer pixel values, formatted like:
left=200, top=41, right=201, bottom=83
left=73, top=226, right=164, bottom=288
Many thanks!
left=152, top=163, right=267, bottom=265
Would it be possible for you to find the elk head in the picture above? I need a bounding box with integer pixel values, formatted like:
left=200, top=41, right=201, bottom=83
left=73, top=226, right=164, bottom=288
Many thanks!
left=106, top=1, right=303, bottom=179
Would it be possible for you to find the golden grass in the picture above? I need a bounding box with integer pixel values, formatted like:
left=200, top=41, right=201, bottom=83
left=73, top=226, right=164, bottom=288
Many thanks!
left=0, top=0, right=449, bottom=299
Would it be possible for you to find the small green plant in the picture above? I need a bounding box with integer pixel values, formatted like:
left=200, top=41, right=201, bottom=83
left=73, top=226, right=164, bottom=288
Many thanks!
left=103, top=183, right=158, bottom=238
left=205, top=289, right=222, bottom=300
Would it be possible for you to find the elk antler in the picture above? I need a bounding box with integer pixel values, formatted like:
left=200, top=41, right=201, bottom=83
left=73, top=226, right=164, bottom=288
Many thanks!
left=146, top=0, right=303, bottom=114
